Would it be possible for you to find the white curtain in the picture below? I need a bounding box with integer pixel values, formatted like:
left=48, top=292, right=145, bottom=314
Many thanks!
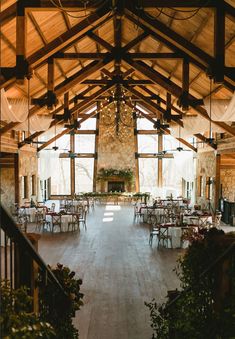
left=0, top=88, right=28, bottom=122
left=171, top=115, right=224, bottom=139
left=15, top=114, right=52, bottom=133
left=173, top=152, right=194, bottom=182
left=38, top=150, right=60, bottom=180
left=1, top=88, right=52, bottom=132
left=204, top=92, right=235, bottom=122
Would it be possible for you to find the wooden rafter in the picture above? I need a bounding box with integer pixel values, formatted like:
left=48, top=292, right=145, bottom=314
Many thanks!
left=125, top=9, right=235, bottom=91
left=123, top=85, right=183, bottom=126
left=123, top=57, right=235, bottom=136
left=0, top=59, right=112, bottom=136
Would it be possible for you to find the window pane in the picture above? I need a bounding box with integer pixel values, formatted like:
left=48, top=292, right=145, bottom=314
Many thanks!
left=74, top=135, right=95, bottom=153
left=51, top=158, right=71, bottom=195
left=79, top=118, right=96, bottom=130
left=138, top=135, right=158, bottom=153
left=138, top=158, right=158, bottom=193
left=163, top=134, right=178, bottom=151
left=137, top=117, right=154, bottom=130
left=75, top=158, right=94, bottom=192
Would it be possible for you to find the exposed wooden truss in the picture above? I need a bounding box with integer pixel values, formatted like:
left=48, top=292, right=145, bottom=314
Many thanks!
left=0, top=0, right=234, bottom=153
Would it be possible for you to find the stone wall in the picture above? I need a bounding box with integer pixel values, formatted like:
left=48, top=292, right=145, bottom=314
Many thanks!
left=0, top=168, right=15, bottom=213
left=196, top=151, right=216, bottom=209
left=97, top=108, right=136, bottom=192
left=221, top=169, right=235, bottom=201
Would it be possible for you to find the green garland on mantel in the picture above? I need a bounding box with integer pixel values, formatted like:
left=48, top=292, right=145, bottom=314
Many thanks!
left=96, top=168, right=134, bottom=181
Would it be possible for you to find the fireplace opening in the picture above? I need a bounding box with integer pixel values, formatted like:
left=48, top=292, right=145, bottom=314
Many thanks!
left=108, top=181, right=125, bottom=192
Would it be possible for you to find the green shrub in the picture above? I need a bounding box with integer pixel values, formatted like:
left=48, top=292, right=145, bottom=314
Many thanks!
left=0, top=281, right=55, bottom=339
left=146, top=228, right=235, bottom=339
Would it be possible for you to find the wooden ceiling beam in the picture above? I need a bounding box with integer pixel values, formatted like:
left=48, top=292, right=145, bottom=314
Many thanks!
left=123, top=57, right=235, bottom=136
left=37, top=128, right=70, bottom=152
left=194, top=133, right=217, bottom=149
left=125, top=8, right=235, bottom=90
left=19, top=86, right=98, bottom=148
left=0, top=3, right=16, bottom=26
left=82, top=79, right=153, bottom=85
left=28, top=12, right=77, bottom=98
left=163, top=11, right=213, bottom=101
left=214, top=1, right=225, bottom=83
left=124, top=85, right=183, bottom=126
left=137, top=85, right=184, bottom=116
left=123, top=32, right=149, bottom=52
left=87, top=31, right=113, bottom=52
left=70, top=83, right=115, bottom=118
left=0, top=6, right=113, bottom=88
left=54, top=52, right=108, bottom=59
left=26, top=7, right=111, bottom=69
left=0, top=59, right=110, bottom=137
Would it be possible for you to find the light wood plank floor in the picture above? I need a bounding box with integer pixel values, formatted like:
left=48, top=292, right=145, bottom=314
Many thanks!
left=38, top=204, right=183, bottom=339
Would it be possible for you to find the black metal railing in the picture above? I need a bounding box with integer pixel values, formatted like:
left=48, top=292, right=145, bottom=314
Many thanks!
left=0, top=204, right=68, bottom=311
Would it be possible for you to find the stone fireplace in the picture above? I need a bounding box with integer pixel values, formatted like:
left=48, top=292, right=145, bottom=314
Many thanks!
left=96, top=107, right=136, bottom=192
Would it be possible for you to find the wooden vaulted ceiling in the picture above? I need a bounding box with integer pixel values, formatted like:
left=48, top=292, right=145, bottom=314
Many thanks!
left=0, top=0, right=235, bottom=150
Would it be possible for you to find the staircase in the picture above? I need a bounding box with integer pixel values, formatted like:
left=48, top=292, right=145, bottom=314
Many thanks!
left=0, top=204, right=69, bottom=313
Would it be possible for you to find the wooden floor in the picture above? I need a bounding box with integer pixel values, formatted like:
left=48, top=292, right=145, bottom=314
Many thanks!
left=38, top=204, right=182, bottom=339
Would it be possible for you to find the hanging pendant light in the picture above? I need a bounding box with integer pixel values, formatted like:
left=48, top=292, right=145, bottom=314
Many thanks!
left=24, top=77, right=32, bottom=145
left=52, top=124, right=58, bottom=151
left=207, top=78, right=214, bottom=145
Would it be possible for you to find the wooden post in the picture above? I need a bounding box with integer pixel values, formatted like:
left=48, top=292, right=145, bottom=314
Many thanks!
left=215, top=153, right=221, bottom=210
left=93, top=104, right=99, bottom=192
left=158, top=133, right=163, bottom=188
left=47, top=57, right=55, bottom=110
left=70, top=132, right=75, bottom=197
left=214, top=1, right=225, bottom=83
left=14, top=233, right=41, bottom=313
left=26, top=233, right=41, bottom=313
left=16, top=0, right=27, bottom=81
left=69, top=92, right=75, bottom=197
left=14, top=153, right=20, bottom=204
left=134, top=114, right=140, bottom=192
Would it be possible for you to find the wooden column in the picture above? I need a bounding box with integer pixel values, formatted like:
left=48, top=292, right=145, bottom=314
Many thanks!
left=16, top=0, right=27, bottom=81
left=47, top=57, right=55, bottom=110
left=93, top=104, right=99, bottom=192
left=214, top=1, right=225, bottom=83
left=182, top=58, right=189, bottom=110
left=67, top=92, right=75, bottom=197
left=215, top=153, right=221, bottom=209
left=70, top=132, right=75, bottom=197
left=134, top=115, right=140, bottom=192
left=14, top=153, right=20, bottom=204
left=158, top=133, right=163, bottom=188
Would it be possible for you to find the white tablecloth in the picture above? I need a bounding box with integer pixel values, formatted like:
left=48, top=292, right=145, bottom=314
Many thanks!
left=19, top=207, right=37, bottom=222
left=183, top=215, right=212, bottom=227
left=141, top=207, right=165, bottom=222
left=46, top=214, right=73, bottom=232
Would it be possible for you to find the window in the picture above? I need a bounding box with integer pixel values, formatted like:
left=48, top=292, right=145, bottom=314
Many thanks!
left=75, top=158, right=94, bottom=192
left=198, top=176, right=203, bottom=197
left=31, top=175, right=36, bottom=196
left=50, top=158, right=71, bottom=195
left=138, top=158, right=158, bottom=193
left=22, top=176, right=28, bottom=199
left=206, top=177, right=213, bottom=200
left=137, top=135, right=158, bottom=153
left=74, top=135, right=95, bottom=153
